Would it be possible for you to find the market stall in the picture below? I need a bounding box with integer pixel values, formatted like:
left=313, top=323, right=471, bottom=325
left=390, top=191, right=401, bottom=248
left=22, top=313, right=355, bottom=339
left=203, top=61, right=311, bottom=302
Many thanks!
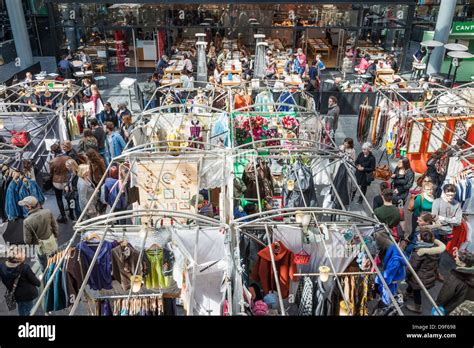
left=227, top=93, right=442, bottom=316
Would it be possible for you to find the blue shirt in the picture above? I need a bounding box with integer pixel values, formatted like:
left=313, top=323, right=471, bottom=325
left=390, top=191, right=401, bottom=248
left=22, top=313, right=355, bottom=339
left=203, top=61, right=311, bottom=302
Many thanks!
left=309, top=66, right=318, bottom=80
left=58, top=60, right=73, bottom=71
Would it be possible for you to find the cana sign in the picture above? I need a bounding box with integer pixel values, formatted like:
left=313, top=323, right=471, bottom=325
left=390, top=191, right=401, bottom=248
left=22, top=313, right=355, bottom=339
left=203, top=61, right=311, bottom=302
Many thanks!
left=452, top=21, right=474, bottom=34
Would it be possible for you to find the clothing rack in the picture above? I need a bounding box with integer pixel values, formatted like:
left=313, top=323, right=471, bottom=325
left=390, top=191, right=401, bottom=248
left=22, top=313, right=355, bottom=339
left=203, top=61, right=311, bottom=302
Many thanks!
left=95, top=292, right=181, bottom=300
left=294, top=271, right=377, bottom=277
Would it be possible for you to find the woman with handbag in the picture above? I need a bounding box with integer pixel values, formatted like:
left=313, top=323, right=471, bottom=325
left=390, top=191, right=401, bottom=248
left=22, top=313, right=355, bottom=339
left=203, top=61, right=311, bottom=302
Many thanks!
left=0, top=247, right=40, bottom=315
left=391, top=158, right=415, bottom=206
left=354, top=142, right=376, bottom=204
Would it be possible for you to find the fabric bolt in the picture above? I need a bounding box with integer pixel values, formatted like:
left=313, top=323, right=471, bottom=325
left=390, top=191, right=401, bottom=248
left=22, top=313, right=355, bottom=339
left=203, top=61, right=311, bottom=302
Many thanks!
left=77, top=241, right=113, bottom=290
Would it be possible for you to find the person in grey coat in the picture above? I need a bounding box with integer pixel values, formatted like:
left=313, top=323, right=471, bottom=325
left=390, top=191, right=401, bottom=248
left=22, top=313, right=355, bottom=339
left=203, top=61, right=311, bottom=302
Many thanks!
left=326, top=96, right=340, bottom=132
left=77, top=164, right=97, bottom=220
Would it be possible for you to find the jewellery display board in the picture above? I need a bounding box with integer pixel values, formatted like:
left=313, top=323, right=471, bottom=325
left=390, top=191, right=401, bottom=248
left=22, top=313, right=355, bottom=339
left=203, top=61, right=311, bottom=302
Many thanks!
left=407, top=120, right=424, bottom=154
left=427, top=121, right=447, bottom=153
left=137, top=160, right=199, bottom=225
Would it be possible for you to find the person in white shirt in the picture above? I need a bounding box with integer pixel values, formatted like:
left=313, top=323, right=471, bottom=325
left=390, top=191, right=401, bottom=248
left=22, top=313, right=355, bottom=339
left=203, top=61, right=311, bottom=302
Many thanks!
left=23, top=72, right=34, bottom=85
left=183, top=53, right=193, bottom=73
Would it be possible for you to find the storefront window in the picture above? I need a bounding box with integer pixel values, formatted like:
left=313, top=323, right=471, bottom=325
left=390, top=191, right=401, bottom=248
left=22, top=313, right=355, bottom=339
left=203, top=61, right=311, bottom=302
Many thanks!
left=49, top=2, right=414, bottom=73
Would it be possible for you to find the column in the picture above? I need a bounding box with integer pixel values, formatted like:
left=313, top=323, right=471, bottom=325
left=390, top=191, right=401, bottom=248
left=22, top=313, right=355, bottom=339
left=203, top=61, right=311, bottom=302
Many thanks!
left=5, top=0, right=33, bottom=69
left=196, top=41, right=208, bottom=83
left=427, top=0, right=456, bottom=75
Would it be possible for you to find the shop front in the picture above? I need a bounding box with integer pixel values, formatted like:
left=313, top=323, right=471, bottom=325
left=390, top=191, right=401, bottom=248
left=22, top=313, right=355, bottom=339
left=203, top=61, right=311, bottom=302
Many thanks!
left=45, top=1, right=416, bottom=74
left=422, top=21, right=474, bottom=83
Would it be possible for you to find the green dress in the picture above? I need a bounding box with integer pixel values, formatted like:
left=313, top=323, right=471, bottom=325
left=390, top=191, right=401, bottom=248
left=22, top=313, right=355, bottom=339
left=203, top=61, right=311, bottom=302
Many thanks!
left=145, top=249, right=172, bottom=289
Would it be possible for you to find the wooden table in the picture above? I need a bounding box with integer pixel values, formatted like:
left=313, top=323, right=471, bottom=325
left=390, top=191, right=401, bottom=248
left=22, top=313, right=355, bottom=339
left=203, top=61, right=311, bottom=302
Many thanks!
left=160, top=79, right=181, bottom=86
left=308, top=39, right=331, bottom=56
left=223, top=60, right=242, bottom=74
left=378, top=74, right=407, bottom=88
left=73, top=70, right=94, bottom=78
left=284, top=74, right=303, bottom=86
left=375, top=68, right=395, bottom=85
left=165, top=61, right=185, bottom=76
left=221, top=75, right=242, bottom=87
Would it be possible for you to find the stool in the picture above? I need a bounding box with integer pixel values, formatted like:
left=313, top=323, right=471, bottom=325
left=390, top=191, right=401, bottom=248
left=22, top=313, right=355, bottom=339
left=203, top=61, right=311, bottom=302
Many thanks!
left=95, top=75, right=108, bottom=88
left=94, top=64, right=105, bottom=74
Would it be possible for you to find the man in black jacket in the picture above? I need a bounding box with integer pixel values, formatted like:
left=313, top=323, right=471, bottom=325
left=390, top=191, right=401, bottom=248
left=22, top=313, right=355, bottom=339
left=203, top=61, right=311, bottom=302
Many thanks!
left=90, top=118, right=106, bottom=160
left=437, top=250, right=474, bottom=314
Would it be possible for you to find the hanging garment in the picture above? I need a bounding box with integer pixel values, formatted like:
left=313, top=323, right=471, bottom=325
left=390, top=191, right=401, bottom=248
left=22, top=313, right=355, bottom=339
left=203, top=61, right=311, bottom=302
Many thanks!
left=65, top=247, right=84, bottom=306
left=211, top=113, right=229, bottom=147
left=242, top=159, right=274, bottom=201
left=374, top=244, right=407, bottom=305
left=53, top=261, right=68, bottom=311
left=77, top=240, right=113, bottom=290
left=276, top=92, right=296, bottom=112
left=254, top=91, right=274, bottom=112
left=311, top=158, right=331, bottom=185
left=234, top=94, right=252, bottom=111
left=5, top=179, right=22, bottom=220
left=313, top=277, right=333, bottom=316
left=111, top=243, right=150, bottom=291
left=298, top=276, right=314, bottom=316
left=357, top=103, right=373, bottom=144
left=145, top=249, right=172, bottom=289
left=447, top=220, right=468, bottom=257
left=331, top=163, right=350, bottom=209
left=19, top=179, right=45, bottom=208
left=0, top=174, right=7, bottom=221
left=282, top=161, right=317, bottom=208
left=250, top=241, right=297, bottom=299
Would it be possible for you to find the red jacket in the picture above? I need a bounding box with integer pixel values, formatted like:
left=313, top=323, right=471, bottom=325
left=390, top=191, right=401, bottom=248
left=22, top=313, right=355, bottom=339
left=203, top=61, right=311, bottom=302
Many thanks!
left=251, top=241, right=297, bottom=299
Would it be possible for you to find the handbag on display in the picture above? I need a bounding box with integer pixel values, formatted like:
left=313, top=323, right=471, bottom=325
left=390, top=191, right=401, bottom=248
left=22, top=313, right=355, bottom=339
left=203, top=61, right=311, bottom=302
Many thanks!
left=10, top=131, right=29, bottom=148
left=374, top=150, right=392, bottom=181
